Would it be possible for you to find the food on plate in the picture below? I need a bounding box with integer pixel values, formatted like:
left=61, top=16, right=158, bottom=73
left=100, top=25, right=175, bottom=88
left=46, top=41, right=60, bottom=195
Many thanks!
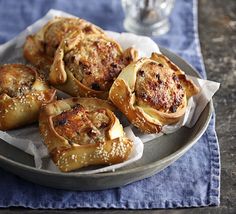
left=39, top=97, right=133, bottom=172
left=109, top=53, right=200, bottom=133
left=23, top=17, right=104, bottom=73
left=0, top=64, right=56, bottom=130
left=49, top=31, right=138, bottom=99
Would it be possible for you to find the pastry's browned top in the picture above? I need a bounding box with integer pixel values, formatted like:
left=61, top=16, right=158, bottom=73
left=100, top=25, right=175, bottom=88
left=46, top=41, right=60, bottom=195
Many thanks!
left=135, top=61, right=185, bottom=113
left=44, top=18, right=103, bottom=57
left=0, top=64, right=35, bottom=97
left=53, top=104, right=110, bottom=145
left=64, top=35, right=127, bottom=91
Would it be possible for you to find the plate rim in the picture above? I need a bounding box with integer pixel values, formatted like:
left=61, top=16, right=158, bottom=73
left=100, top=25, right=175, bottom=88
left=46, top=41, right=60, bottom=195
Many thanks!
left=0, top=47, right=213, bottom=179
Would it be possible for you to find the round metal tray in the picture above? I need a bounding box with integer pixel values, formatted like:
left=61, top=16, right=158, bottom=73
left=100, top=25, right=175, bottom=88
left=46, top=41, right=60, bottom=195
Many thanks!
left=0, top=47, right=213, bottom=190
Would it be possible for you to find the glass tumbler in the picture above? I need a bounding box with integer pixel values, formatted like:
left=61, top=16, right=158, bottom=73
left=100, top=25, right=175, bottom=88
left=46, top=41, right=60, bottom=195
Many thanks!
left=122, top=0, right=175, bottom=36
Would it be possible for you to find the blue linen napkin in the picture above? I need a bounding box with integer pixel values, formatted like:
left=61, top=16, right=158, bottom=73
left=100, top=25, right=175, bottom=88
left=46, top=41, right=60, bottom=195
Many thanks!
left=0, top=0, right=220, bottom=209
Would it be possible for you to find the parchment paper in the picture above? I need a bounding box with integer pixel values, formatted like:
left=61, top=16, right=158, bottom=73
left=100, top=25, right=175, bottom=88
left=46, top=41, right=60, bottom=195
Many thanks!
left=0, top=9, right=220, bottom=173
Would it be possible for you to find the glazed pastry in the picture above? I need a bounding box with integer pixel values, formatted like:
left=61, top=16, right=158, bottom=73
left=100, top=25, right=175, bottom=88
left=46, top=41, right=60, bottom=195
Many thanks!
left=39, top=97, right=133, bottom=172
left=23, top=17, right=104, bottom=73
left=0, top=64, right=56, bottom=130
left=109, top=53, right=200, bottom=133
left=49, top=31, right=138, bottom=99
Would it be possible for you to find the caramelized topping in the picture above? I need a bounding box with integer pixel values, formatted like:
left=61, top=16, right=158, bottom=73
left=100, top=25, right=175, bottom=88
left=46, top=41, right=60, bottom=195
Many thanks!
left=53, top=104, right=110, bottom=145
left=0, top=64, right=35, bottom=97
left=138, top=70, right=145, bottom=77
left=64, top=35, right=126, bottom=91
left=135, top=61, right=185, bottom=113
left=44, top=18, right=103, bottom=57
left=91, top=83, right=100, bottom=90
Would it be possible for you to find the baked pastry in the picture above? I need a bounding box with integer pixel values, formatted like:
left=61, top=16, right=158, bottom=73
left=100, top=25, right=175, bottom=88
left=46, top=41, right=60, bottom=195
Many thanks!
left=0, top=64, right=56, bottom=130
left=23, top=17, right=104, bottom=73
left=49, top=31, right=138, bottom=99
left=39, top=97, right=133, bottom=172
left=109, top=53, right=200, bottom=133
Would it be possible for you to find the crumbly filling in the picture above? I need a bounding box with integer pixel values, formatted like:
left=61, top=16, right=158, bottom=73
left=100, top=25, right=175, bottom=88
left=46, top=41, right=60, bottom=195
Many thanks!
left=44, top=18, right=103, bottom=57
left=64, top=36, right=125, bottom=91
left=53, top=104, right=110, bottom=145
left=135, top=61, right=185, bottom=113
left=0, top=64, right=35, bottom=97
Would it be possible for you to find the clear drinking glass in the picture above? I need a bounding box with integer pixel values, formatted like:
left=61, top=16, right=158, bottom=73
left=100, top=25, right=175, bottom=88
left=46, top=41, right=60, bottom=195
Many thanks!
left=122, top=0, right=175, bottom=36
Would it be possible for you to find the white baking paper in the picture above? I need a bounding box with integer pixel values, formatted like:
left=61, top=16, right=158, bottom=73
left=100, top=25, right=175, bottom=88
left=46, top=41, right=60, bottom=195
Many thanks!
left=0, top=9, right=220, bottom=173
left=132, top=76, right=220, bottom=143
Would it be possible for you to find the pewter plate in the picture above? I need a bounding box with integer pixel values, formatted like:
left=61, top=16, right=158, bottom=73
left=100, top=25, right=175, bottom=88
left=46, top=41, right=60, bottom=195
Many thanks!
left=0, top=47, right=213, bottom=190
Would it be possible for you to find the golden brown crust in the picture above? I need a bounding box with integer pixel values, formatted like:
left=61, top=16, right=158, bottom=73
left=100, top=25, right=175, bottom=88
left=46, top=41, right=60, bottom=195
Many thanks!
left=49, top=31, right=138, bottom=99
left=39, top=97, right=133, bottom=172
left=109, top=53, right=200, bottom=133
left=23, top=17, right=104, bottom=73
left=23, top=35, right=53, bottom=75
left=150, top=53, right=199, bottom=98
left=0, top=64, right=56, bottom=130
left=135, top=60, right=185, bottom=113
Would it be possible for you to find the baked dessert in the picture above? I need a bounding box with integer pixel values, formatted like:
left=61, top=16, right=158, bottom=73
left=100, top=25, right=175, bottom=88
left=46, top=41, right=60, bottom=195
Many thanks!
left=0, top=64, right=56, bottom=130
left=49, top=31, right=138, bottom=99
left=23, top=17, right=104, bottom=73
left=109, top=53, right=200, bottom=133
left=39, top=97, right=133, bottom=172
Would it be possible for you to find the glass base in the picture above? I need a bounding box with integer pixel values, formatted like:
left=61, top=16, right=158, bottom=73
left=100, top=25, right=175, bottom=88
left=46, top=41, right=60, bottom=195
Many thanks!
left=123, top=18, right=170, bottom=36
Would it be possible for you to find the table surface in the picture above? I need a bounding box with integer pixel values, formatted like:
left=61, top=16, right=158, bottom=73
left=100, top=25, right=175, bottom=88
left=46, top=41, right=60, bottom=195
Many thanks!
left=1, top=0, right=236, bottom=213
